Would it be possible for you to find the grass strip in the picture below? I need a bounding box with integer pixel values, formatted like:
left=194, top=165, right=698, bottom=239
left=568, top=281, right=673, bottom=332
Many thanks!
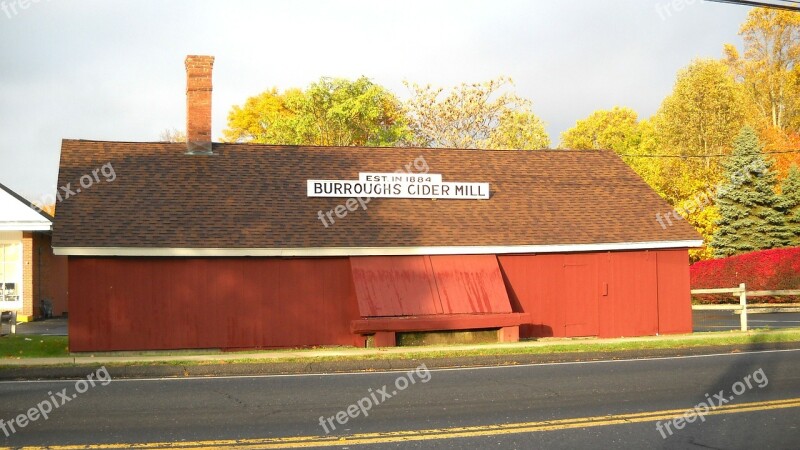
left=0, top=335, right=69, bottom=358
left=2, top=329, right=799, bottom=367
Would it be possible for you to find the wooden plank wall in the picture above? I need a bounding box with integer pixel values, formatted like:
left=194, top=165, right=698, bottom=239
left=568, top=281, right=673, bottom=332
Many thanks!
left=68, top=257, right=362, bottom=352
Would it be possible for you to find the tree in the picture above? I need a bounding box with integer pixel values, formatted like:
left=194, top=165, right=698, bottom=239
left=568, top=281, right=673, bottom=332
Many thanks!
left=724, top=8, right=800, bottom=132
left=159, top=128, right=186, bottom=142
left=651, top=59, right=750, bottom=258
left=758, top=126, right=800, bottom=180
left=558, top=106, right=715, bottom=261
left=780, top=164, right=800, bottom=246
left=223, top=77, right=409, bottom=146
left=654, top=59, right=748, bottom=173
left=222, top=88, right=301, bottom=144
left=723, top=8, right=800, bottom=184
left=559, top=106, right=640, bottom=154
left=294, top=77, right=409, bottom=146
left=711, top=127, right=790, bottom=257
left=638, top=119, right=722, bottom=261
left=561, top=108, right=665, bottom=205
left=403, top=77, right=550, bottom=149
left=488, top=110, right=550, bottom=150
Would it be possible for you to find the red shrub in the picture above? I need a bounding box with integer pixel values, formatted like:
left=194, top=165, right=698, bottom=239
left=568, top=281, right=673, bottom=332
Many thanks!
left=690, top=247, right=800, bottom=304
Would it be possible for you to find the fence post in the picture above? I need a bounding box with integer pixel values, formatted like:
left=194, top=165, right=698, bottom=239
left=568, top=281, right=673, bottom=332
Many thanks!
left=739, top=282, right=747, bottom=332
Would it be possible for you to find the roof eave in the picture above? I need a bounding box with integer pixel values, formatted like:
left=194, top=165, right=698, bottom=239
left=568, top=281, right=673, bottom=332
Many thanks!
left=0, top=182, right=55, bottom=222
left=52, top=240, right=705, bottom=257
left=0, top=223, right=52, bottom=232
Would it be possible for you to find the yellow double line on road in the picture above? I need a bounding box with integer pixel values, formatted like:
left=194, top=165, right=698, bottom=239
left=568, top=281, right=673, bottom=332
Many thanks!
left=7, top=397, right=800, bottom=449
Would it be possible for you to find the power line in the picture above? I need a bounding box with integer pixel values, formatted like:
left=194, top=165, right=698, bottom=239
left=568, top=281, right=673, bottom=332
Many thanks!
left=635, top=0, right=800, bottom=157
left=704, top=0, right=800, bottom=11
left=636, top=1, right=799, bottom=157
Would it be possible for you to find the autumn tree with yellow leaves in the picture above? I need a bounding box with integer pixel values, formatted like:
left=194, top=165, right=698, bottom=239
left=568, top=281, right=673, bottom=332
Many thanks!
left=403, top=77, right=550, bottom=150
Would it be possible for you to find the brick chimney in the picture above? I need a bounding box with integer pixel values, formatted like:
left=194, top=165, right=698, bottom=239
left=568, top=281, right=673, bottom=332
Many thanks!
left=185, top=55, right=214, bottom=154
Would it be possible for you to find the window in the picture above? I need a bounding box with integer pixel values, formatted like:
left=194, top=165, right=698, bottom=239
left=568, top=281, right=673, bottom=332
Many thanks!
left=0, top=242, right=22, bottom=305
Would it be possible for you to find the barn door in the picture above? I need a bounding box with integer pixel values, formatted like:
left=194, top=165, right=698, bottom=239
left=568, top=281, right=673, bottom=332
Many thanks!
left=563, top=264, right=599, bottom=337
left=598, top=252, right=659, bottom=338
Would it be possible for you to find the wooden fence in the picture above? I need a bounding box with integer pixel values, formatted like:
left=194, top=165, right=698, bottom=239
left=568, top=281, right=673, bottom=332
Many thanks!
left=691, top=283, right=800, bottom=331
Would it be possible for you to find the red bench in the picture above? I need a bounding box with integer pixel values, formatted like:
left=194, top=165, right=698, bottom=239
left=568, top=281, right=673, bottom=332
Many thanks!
left=351, top=312, right=531, bottom=347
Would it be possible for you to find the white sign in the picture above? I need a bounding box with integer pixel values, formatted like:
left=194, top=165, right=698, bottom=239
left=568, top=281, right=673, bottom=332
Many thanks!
left=307, top=173, right=490, bottom=200
left=357, top=172, right=443, bottom=183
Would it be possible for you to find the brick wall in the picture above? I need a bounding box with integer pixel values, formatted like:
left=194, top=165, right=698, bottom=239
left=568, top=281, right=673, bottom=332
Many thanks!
left=185, top=55, right=214, bottom=153
left=21, top=231, right=34, bottom=317
left=33, top=232, right=68, bottom=316
left=18, top=232, right=69, bottom=319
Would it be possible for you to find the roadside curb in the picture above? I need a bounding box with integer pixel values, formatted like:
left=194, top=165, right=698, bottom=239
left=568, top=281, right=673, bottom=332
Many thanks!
left=1, top=341, right=798, bottom=380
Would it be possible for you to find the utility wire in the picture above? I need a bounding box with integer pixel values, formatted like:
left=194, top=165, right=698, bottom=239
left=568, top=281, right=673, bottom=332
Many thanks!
left=704, top=0, right=800, bottom=11
left=639, top=0, right=800, bottom=156
left=612, top=0, right=800, bottom=158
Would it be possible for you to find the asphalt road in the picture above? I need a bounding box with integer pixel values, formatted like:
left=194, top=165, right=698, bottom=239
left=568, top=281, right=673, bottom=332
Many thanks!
left=0, top=349, right=799, bottom=449
left=693, top=310, right=800, bottom=332
left=0, top=318, right=67, bottom=336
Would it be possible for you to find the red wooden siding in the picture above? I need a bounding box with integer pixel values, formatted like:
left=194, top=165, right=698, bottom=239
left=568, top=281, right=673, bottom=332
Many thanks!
left=351, top=255, right=511, bottom=317
left=597, top=251, right=659, bottom=338
left=498, top=253, right=605, bottom=338
left=563, top=262, right=599, bottom=337
left=68, top=257, right=362, bottom=352
left=498, top=249, right=692, bottom=339
left=68, top=249, right=692, bottom=352
left=656, top=249, right=693, bottom=334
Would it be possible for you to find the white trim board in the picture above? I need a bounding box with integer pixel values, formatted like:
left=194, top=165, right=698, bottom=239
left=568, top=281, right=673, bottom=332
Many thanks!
left=0, top=223, right=51, bottom=232
left=53, top=240, right=704, bottom=257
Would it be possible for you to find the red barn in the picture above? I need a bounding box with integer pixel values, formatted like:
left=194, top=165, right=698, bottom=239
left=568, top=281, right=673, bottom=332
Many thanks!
left=53, top=56, right=702, bottom=352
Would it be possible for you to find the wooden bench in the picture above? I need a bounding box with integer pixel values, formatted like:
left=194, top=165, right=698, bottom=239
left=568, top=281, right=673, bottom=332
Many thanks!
left=351, top=312, right=531, bottom=347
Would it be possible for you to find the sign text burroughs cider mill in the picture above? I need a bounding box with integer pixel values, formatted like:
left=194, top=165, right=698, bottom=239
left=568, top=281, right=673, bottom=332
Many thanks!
left=307, top=173, right=490, bottom=200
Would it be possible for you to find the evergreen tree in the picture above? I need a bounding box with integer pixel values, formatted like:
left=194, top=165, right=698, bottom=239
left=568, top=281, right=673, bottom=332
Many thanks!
left=780, top=164, right=800, bottom=247
left=711, top=127, right=791, bottom=257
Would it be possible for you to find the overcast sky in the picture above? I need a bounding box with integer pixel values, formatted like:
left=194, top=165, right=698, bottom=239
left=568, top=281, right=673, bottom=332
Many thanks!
left=0, top=0, right=750, bottom=201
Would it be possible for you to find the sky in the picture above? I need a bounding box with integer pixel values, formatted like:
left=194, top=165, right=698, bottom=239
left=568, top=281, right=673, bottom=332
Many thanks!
left=0, top=0, right=752, bottom=201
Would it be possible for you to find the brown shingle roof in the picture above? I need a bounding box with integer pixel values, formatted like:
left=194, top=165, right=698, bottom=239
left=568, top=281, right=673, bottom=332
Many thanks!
left=52, top=139, right=701, bottom=252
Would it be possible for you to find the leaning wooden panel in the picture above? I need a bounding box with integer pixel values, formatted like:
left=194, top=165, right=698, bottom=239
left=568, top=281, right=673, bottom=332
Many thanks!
left=428, top=254, right=512, bottom=314
left=350, top=256, right=441, bottom=317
